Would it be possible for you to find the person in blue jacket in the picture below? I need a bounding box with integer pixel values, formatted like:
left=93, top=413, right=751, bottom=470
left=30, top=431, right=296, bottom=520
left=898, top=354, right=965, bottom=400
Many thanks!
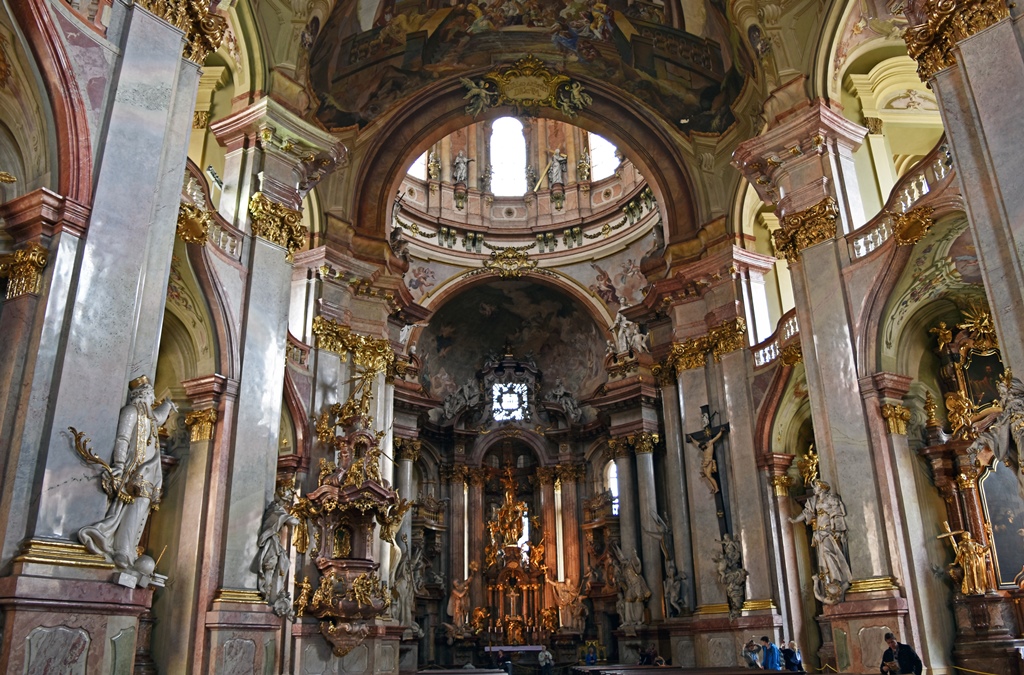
left=760, top=636, right=782, bottom=670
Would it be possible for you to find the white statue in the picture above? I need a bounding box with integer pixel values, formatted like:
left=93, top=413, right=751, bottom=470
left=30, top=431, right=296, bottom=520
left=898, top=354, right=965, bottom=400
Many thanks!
left=969, top=374, right=1024, bottom=499
left=392, top=535, right=424, bottom=637
left=447, top=564, right=474, bottom=627
left=712, top=533, right=747, bottom=618
left=547, top=378, right=582, bottom=422
left=546, top=577, right=587, bottom=632
left=78, top=375, right=176, bottom=580
left=610, top=306, right=648, bottom=355
left=613, top=545, right=650, bottom=630
left=452, top=150, right=471, bottom=183
left=790, top=480, right=853, bottom=605
left=257, top=481, right=299, bottom=618
left=548, top=148, right=568, bottom=185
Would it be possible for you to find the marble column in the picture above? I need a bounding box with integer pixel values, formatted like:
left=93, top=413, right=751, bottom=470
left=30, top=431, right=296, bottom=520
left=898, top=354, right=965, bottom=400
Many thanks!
left=446, top=464, right=469, bottom=603
left=763, top=454, right=800, bottom=647
left=556, top=463, right=584, bottom=585
left=394, top=438, right=420, bottom=549
left=657, top=375, right=695, bottom=611
left=468, top=467, right=488, bottom=608
left=633, top=434, right=664, bottom=621
left=902, top=2, right=1024, bottom=372
left=610, top=440, right=638, bottom=564
left=535, top=467, right=557, bottom=604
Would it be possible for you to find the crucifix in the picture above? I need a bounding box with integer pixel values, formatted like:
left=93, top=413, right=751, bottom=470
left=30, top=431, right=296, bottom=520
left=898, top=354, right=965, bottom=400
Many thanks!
left=685, top=404, right=731, bottom=537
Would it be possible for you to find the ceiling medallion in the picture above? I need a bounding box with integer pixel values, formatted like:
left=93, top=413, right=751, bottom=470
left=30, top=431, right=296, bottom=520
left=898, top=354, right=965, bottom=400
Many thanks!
left=461, top=55, right=593, bottom=119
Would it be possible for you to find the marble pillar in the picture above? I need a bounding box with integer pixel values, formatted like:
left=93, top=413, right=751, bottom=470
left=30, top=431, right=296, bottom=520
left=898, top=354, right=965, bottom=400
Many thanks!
left=763, top=454, right=801, bottom=648
left=611, top=442, right=638, bottom=564
left=634, top=443, right=664, bottom=621
left=658, top=377, right=695, bottom=612
left=909, top=7, right=1024, bottom=372
left=557, top=463, right=583, bottom=585
left=535, top=467, right=557, bottom=604
left=446, top=465, right=468, bottom=602
left=468, top=468, right=487, bottom=608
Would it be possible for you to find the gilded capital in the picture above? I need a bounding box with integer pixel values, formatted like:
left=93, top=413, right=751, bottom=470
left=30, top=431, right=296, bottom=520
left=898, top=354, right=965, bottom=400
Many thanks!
left=137, top=0, right=227, bottom=64
left=469, top=467, right=490, bottom=486
left=443, top=464, right=470, bottom=484
left=709, top=317, right=747, bottom=361
left=669, top=336, right=709, bottom=372
left=248, top=191, right=305, bottom=259
left=957, top=468, right=979, bottom=489
left=311, top=316, right=394, bottom=375
left=768, top=474, right=795, bottom=497
left=904, top=0, right=1009, bottom=81
left=628, top=432, right=659, bottom=454
left=394, top=438, right=421, bottom=462
left=0, top=243, right=48, bottom=299
left=531, top=466, right=553, bottom=486
left=773, top=196, right=839, bottom=263
left=881, top=403, right=912, bottom=435
left=556, top=463, right=585, bottom=482
left=185, top=408, right=218, bottom=442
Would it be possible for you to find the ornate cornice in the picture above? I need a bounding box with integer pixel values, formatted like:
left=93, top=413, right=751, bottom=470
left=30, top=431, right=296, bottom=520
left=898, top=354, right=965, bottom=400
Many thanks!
left=185, top=408, right=218, bottom=442
left=773, top=196, right=839, bottom=263
left=137, top=0, right=227, bottom=64
left=248, top=191, right=305, bottom=259
left=0, top=243, right=47, bottom=299
left=904, top=0, right=1009, bottom=81
left=881, top=403, right=912, bottom=435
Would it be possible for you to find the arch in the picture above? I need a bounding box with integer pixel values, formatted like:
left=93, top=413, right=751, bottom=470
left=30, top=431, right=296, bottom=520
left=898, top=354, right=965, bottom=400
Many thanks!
left=468, top=430, right=552, bottom=468
left=9, top=1, right=91, bottom=203
left=348, top=74, right=699, bottom=251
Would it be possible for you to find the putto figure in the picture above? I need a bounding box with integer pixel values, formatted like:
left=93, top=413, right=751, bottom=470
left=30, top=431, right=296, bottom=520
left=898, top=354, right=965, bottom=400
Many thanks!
left=76, top=375, right=176, bottom=580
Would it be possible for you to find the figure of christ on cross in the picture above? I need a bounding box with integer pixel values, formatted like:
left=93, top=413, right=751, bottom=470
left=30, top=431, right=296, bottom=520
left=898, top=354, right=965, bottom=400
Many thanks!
left=685, top=405, right=731, bottom=536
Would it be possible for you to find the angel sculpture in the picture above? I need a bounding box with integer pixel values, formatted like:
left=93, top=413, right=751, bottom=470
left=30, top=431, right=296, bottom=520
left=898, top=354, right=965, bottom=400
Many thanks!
left=461, top=77, right=495, bottom=118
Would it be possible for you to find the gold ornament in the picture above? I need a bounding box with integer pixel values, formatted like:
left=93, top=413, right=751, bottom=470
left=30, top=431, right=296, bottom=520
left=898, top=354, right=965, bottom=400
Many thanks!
left=0, top=243, right=48, bottom=299
left=881, top=403, right=912, bottom=435
left=773, top=196, right=839, bottom=263
left=904, top=0, right=1009, bottom=80
left=248, top=191, right=305, bottom=259
left=137, top=0, right=227, bottom=64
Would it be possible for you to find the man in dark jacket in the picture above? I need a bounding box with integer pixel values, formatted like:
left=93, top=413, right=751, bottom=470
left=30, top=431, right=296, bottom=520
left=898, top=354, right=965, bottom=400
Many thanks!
left=880, top=633, right=923, bottom=675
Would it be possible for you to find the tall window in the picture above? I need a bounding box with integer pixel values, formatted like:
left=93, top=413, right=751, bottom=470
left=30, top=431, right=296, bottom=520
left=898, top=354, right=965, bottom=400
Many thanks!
left=588, top=132, right=619, bottom=181
left=605, top=460, right=620, bottom=515
left=490, top=117, right=527, bottom=196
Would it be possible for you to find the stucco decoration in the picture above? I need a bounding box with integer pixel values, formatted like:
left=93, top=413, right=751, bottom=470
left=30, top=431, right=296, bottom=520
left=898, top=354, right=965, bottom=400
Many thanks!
left=415, top=281, right=605, bottom=405
left=308, top=0, right=751, bottom=133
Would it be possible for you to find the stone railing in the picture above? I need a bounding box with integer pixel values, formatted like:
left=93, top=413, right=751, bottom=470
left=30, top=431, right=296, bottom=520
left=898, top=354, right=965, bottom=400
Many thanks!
left=286, top=332, right=310, bottom=368
left=751, top=309, right=799, bottom=370
left=849, top=136, right=954, bottom=260
left=207, top=220, right=243, bottom=261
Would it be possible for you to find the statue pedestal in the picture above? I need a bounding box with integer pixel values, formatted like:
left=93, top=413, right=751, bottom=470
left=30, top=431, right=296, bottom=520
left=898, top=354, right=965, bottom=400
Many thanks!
left=0, top=553, right=153, bottom=673
left=952, top=591, right=1024, bottom=675
left=290, top=618, right=401, bottom=674
left=816, top=586, right=909, bottom=673
left=663, top=605, right=782, bottom=667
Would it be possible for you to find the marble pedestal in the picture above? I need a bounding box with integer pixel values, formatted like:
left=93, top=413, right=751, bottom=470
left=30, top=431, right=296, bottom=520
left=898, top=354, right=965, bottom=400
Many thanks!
left=0, top=561, right=153, bottom=673
left=952, top=592, right=1024, bottom=675
left=291, top=619, right=401, bottom=674
left=398, top=639, right=419, bottom=674
left=816, top=591, right=909, bottom=672
left=665, top=609, right=782, bottom=667
left=204, top=600, right=282, bottom=673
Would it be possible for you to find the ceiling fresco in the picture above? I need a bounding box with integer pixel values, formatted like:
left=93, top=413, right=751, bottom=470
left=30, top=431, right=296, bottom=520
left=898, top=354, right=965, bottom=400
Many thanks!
left=308, top=0, right=753, bottom=133
left=415, top=280, right=607, bottom=404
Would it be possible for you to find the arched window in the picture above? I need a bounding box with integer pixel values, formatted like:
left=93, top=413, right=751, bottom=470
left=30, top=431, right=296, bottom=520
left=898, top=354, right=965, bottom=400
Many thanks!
left=490, top=117, right=527, bottom=196
left=605, top=460, right=620, bottom=515
left=588, top=132, right=619, bottom=181
left=408, top=151, right=428, bottom=179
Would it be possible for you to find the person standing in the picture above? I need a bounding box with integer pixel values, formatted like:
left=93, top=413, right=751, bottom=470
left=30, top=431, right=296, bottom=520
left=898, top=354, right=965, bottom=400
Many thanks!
left=880, top=633, right=923, bottom=675
left=538, top=645, right=554, bottom=675
left=742, top=640, right=762, bottom=668
left=781, top=641, right=802, bottom=671
left=760, top=636, right=781, bottom=670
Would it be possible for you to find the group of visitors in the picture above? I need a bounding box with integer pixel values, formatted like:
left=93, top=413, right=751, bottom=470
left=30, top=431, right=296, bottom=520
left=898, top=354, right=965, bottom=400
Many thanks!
left=742, top=637, right=803, bottom=671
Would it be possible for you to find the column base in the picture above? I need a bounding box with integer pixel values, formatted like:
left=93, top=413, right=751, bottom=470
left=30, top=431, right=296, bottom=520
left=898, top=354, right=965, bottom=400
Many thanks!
left=290, top=617, right=401, bottom=674
left=952, top=592, right=1024, bottom=675
left=205, top=593, right=283, bottom=673
left=0, top=558, right=152, bottom=673
left=817, top=585, right=909, bottom=673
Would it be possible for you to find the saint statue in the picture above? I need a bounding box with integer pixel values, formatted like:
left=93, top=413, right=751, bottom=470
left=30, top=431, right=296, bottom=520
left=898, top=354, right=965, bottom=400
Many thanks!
left=257, top=480, right=300, bottom=618
left=613, top=545, right=650, bottom=630
left=78, top=375, right=176, bottom=579
left=953, top=532, right=991, bottom=595
left=447, top=563, right=475, bottom=627
left=790, top=480, right=853, bottom=605
left=969, top=373, right=1024, bottom=499
left=452, top=150, right=471, bottom=183
left=548, top=148, right=568, bottom=185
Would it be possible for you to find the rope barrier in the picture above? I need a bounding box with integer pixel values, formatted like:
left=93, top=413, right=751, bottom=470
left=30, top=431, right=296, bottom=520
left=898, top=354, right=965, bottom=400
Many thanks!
left=952, top=666, right=1001, bottom=675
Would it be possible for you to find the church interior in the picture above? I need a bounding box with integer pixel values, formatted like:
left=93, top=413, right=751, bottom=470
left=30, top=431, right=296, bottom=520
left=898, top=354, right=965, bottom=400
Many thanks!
left=1, top=0, right=1024, bottom=672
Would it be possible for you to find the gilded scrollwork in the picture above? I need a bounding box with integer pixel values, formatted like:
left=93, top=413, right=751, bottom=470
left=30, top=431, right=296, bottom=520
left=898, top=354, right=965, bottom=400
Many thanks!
left=137, top=0, right=227, bottom=64
left=891, top=205, right=935, bottom=245
left=312, top=316, right=395, bottom=431
left=461, top=55, right=593, bottom=118
left=904, top=0, right=1009, bottom=81
left=177, top=202, right=213, bottom=245
left=0, top=243, right=48, bottom=299
left=248, top=191, right=305, bottom=258
left=768, top=474, right=795, bottom=497
left=773, top=196, right=839, bottom=263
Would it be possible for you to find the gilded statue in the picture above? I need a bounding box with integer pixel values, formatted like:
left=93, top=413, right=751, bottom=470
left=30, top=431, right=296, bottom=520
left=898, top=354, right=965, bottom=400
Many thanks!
left=447, top=563, right=475, bottom=627
left=75, top=375, right=176, bottom=582
left=797, top=444, right=819, bottom=487
left=295, top=576, right=311, bottom=617
left=939, top=522, right=992, bottom=595
left=790, top=480, right=853, bottom=605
